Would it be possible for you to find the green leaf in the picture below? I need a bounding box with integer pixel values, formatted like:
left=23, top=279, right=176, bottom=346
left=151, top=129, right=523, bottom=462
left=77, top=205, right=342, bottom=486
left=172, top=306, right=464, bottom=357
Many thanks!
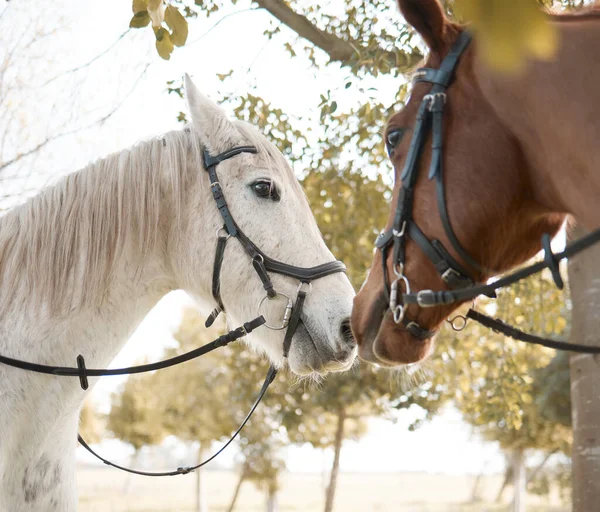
left=164, top=5, right=188, bottom=47
left=132, top=0, right=148, bottom=14
left=155, top=28, right=174, bottom=60
left=330, top=101, right=338, bottom=114
left=129, top=11, right=151, bottom=29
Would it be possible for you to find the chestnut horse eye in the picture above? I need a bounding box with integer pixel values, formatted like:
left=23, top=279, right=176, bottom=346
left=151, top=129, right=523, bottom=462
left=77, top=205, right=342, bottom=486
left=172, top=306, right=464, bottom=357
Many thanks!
left=386, top=128, right=405, bottom=156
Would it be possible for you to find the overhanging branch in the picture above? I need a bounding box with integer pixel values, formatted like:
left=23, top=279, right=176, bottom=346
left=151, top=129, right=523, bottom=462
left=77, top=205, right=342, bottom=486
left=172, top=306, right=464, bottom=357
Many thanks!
left=254, top=0, right=422, bottom=72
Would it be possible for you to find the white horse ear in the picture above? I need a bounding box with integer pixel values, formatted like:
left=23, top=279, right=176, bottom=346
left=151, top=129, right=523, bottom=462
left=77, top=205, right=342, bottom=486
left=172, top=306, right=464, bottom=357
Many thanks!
left=184, top=74, right=243, bottom=154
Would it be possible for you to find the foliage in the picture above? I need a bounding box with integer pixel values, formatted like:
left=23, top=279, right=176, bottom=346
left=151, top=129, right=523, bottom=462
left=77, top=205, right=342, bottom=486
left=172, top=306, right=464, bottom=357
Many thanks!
left=454, top=0, right=557, bottom=72
left=129, top=0, right=188, bottom=60
left=79, top=399, right=104, bottom=444
left=127, top=0, right=584, bottom=73
left=107, top=371, right=168, bottom=450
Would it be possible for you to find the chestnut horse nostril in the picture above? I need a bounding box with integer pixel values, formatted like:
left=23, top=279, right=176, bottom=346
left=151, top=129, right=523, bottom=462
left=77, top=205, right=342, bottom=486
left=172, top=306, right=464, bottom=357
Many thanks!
left=340, top=318, right=356, bottom=347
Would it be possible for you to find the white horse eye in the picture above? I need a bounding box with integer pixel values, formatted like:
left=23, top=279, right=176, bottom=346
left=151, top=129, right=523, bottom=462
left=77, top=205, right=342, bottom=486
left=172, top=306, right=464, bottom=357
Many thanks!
left=252, top=180, right=280, bottom=202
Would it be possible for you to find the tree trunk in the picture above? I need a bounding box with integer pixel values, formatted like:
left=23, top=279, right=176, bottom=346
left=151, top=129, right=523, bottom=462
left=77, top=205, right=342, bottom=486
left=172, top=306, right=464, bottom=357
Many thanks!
left=495, top=465, right=511, bottom=503
left=470, top=469, right=484, bottom=503
left=196, top=442, right=209, bottom=512
left=323, top=407, right=346, bottom=512
left=122, top=449, right=140, bottom=495
left=511, top=448, right=526, bottom=512
left=226, top=464, right=248, bottom=512
left=568, top=222, right=600, bottom=512
left=266, top=484, right=278, bottom=512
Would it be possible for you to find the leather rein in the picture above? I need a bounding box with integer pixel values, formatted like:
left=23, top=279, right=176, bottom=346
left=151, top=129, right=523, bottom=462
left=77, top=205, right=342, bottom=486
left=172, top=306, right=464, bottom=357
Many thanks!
left=377, top=30, right=600, bottom=353
left=0, top=144, right=347, bottom=476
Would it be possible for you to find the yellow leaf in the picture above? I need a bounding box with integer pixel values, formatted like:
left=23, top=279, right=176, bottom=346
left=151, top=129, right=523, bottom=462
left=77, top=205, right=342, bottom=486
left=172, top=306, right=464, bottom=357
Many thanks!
left=164, top=5, right=188, bottom=47
left=155, top=28, right=174, bottom=60
left=455, top=0, right=557, bottom=74
left=132, top=0, right=148, bottom=14
left=129, top=11, right=150, bottom=29
left=523, top=10, right=558, bottom=60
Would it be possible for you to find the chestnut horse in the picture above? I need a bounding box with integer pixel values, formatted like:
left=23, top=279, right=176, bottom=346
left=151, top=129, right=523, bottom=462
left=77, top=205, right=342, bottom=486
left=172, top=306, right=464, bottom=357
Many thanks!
left=352, top=0, right=600, bottom=366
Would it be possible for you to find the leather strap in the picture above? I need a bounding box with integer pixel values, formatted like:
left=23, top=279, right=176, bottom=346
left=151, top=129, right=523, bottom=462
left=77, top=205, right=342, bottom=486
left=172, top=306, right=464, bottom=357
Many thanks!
left=203, top=146, right=258, bottom=169
left=402, top=228, right=600, bottom=307
left=414, top=31, right=473, bottom=94
left=205, top=234, right=229, bottom=327
left=77, top=365, right=278, bottom=477
left=467, top=309, right=600, bottom=354
left=407, top=222, right=473, bottom=288
left=0, top=316, right=266, bottom=380
left=282, top=287, right=308, bottom=358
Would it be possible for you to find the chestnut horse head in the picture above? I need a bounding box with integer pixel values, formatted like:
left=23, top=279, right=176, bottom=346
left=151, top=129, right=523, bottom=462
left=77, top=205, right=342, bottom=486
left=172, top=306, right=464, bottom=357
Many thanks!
left=351, top=0, right=587, bottom=366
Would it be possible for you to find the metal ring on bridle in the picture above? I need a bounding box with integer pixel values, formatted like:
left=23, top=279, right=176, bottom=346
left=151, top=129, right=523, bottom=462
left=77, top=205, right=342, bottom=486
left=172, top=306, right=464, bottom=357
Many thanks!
left=447, top=314, right=468, bottom=331
left=216, top=227, right=231, bottom=240
left=393, top=262, right=405, bottom=278
left=390, top=274, right=411, bottom=324
left=257, top=292, right=293, bottom=330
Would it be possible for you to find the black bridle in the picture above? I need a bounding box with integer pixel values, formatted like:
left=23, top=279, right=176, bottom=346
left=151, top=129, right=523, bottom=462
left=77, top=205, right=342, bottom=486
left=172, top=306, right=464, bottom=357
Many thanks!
left=376, top=30, right=600, bottom=352
left=0, top=144, right=347, bottom=476
left=376, top=31, right=476, bottom=339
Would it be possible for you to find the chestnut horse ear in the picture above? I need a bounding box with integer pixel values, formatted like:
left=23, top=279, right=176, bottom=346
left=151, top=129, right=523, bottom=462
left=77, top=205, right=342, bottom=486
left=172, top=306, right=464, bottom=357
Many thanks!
left=397, top=0, right=448, bottom=50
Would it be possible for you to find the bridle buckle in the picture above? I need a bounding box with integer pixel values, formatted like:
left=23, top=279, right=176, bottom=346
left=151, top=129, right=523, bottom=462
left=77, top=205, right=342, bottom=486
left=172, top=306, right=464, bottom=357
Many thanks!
left=441, top=267, right=460, bottom=283
left=423, top=92, right=447, bottom=111
left=393, top=221, right=407, bottom=239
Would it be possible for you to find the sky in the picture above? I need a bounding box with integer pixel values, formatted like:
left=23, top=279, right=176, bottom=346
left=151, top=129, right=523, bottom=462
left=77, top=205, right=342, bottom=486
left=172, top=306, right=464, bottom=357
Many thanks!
left=0, top=0, right=531, bottom=476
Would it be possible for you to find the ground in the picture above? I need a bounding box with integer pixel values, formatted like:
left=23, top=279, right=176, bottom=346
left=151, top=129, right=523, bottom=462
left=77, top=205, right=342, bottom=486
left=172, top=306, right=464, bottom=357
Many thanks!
left=78, top=466, right=568, bottom=511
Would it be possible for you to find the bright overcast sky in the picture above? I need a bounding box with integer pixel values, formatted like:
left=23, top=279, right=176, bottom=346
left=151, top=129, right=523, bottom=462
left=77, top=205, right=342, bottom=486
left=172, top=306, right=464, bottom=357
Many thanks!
left=1, top=0, right=510, bottom=475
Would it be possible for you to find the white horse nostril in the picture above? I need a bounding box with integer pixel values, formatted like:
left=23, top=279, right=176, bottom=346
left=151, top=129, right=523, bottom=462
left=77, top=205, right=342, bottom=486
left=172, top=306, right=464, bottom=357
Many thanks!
left=340, top=318, right=356, bottom=347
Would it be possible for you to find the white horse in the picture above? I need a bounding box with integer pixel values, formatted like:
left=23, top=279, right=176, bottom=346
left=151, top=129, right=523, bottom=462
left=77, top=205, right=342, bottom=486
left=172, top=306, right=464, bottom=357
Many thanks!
left=0, top=76, right=356, bottom=511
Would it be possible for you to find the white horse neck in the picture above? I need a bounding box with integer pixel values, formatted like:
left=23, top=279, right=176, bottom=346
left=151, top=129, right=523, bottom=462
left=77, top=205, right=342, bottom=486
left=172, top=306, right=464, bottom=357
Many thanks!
left=0, top=128, right=210, bottom=511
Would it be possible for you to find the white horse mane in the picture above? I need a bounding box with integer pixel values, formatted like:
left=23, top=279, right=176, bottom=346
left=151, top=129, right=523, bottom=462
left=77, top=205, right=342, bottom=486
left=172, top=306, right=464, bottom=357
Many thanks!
left=0, top=121, right=290, bottom=317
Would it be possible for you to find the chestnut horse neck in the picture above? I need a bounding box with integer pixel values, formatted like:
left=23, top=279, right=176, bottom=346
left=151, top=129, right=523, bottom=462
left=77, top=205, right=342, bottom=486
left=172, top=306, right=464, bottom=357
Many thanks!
left=473, top=13, right=600, bottom=229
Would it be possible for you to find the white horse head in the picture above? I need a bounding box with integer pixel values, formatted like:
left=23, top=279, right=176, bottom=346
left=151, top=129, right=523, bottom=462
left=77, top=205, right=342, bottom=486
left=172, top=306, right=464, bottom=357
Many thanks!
left=175, top=75, right=356, bottom=374
left=0, top=76, right=355, bottom=510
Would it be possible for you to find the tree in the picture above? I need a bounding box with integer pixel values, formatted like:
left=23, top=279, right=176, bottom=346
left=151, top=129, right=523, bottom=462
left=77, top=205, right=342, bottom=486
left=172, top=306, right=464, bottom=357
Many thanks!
left=107, top=372, right=168, bottom=452
left=79, top=399, right=104, bottom=444
left=0, top=1, right=150, bottom=211
left=568, top=221, right=600, bottom=512
left=152, top=312, right=264, bottom=512
left=450, top=276, right=571, bottom=511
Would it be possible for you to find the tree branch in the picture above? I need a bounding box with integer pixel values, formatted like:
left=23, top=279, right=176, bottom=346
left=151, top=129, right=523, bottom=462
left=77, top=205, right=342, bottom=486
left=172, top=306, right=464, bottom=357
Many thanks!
left=253, top=0, right=422, bottom=72
left=41, top=29, right=131, bottom=88
left=0, top=64, right=150, bottom=174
